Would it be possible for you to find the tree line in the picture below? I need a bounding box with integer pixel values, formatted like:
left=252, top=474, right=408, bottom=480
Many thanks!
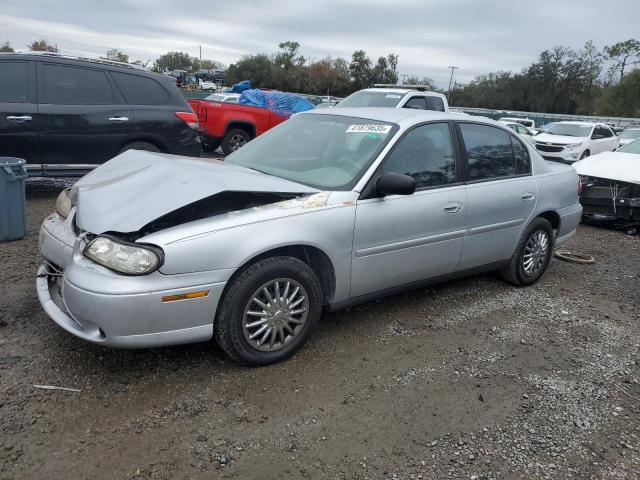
left=1, top=38, right=638, bottom=117
left=451, top=39, right=640, bottom=117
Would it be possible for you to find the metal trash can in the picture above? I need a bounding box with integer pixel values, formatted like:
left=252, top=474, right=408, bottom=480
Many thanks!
left=0, top=157, right=28, bottom=241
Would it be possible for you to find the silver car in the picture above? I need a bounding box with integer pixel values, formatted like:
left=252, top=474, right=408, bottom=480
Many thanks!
left=37, top=108, right=582, bottom=365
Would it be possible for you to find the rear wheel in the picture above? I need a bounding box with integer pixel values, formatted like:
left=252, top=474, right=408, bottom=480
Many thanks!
left=215, top=256, right=323, bottom=366
left=118, top=141, right=161, bottom=154
left=500, top=218, right=553, bottom=286
left=221, top=129, right=251, bottom=155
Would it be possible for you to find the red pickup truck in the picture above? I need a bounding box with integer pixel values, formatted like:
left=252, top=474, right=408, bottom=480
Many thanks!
left=188, top=99, right=286, bottom=155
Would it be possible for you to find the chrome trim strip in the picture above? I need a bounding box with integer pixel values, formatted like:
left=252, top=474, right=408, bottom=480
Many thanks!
left=467, top=218, right=523, bottom=236
left=356, top=229, right=466, bottom=258
left=43, top=164, right=99, bottom=170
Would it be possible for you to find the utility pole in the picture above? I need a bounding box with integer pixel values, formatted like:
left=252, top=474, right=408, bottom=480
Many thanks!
left=447, top=66, right=458, bottom=102
left=199, top=45, right=202, bottom=70
left=400, top=73, right=408, bottom=85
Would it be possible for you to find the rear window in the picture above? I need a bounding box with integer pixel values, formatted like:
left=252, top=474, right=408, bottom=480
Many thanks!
left=0, top=62, right=29, bottom=103
left=41, top=64, right=113, bottom=105
left=427, top=96, right=446, bottom=112
left=112, top=72, right=170, bottom=105
left=336, top=91, right=405, bottom=108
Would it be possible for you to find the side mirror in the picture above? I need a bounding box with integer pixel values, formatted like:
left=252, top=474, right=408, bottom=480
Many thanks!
left=376, top=172, right=416, bottom=196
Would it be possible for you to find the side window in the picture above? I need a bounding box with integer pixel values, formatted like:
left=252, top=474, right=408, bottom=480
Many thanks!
left=427, top=96, right=446, bottom=112
left=459, top=123, right=516, bottom=181
left=0, top=62, right=29, bottom=103
left=41, top=64, right=113, bottom=105
left=381, top=122, right=456, bottom=188
left=512, top=137, right=531, bottom=175
left=601, top=126, right=613, bottom=138
left=403, top=97, right=427, bottom=110
left=517, top=125, right=529, bottom=135
left=112, top=72, right=170, bottom=105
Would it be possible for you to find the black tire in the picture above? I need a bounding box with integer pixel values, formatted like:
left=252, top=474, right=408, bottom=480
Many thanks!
left=580, top=150, right=590, bottom=159
left=201, top=137, right=221, bottom=153
left=221, top=128, right=251, bottom=155
left=118, top=141, right=161, bottom=154
left=215, top=256, right=323, bottom=366
left=500, top=217, right=554, bottom=286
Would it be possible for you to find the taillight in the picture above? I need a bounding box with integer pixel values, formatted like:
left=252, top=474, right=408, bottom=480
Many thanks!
left=175, top=112, right=198, bottom=129
left=199, top=106, right=207, bottom=122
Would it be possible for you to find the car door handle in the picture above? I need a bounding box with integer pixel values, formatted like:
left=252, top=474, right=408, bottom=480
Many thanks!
left=443, top=202, right=463, bottom=213
left=6, top=115, right=32, bottom=122
left=521, top=192, right=536, bottom=201
left=108, top=116, right=129, bottom=122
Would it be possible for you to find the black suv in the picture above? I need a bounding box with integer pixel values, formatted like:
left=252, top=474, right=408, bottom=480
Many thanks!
left=0, top=53, right=201, bottom=176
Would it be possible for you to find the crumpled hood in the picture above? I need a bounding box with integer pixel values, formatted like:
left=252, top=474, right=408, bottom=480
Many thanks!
left=573, top=152, right=640, bottom=185
left=534, top=133, right=587, bottom=145
left=72, top=150, right=318, bottom=234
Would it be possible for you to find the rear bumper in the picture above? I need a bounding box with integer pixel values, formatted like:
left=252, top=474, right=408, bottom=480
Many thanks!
left=556, top=202, right=583, bottom=247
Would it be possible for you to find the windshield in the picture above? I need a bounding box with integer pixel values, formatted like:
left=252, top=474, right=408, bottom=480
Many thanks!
left=205, top=94, right=237, bottom=102
left=336, top=91, right=405, bottom=108
left=225, top=114, right=398, bottom=190
left=620, top=129, right=640, bottom=140
left=618, top=138, right=640, bottom=154
left=546, top=124, right=593, bottom=137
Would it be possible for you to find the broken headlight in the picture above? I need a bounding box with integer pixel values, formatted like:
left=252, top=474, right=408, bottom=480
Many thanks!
left=83, top=236, right=163, bottom=275
left=55, top=188, right=72, bottom=219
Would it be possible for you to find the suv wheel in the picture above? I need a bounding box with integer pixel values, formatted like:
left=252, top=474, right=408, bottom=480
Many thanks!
left=500, top=218, right=554, bottom=286
left=221, top=129, right=250, bottom=155
left=119, top=142, right=161, bottom=154
left=215, top=256, right=323, bottom=366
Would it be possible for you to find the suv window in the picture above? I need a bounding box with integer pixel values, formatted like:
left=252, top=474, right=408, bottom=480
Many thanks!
left=600, top=126, right=613, bottom=138
left=0, top=62, right=29, bottom=103
left=381, top=122, right=456, bottom=188
left=41, top=64, right=113, bottom=105
left=517, top=124, right=529, bottom=135
left=403, top=97, right=427, bottom=110
left=427, top=96, right=446, bottom=112
left=112, top=72, right=170, bottom=105
left=459, top=123, right=516, bottom=180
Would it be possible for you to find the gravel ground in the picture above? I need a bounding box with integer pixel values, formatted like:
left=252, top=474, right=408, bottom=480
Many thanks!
left=1, top=178, right=639, bottom=480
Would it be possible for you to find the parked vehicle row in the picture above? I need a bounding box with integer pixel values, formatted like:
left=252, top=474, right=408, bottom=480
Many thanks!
left=37, top=109, right=582, bottom=365
left=0, top=53, right=201, bottom=176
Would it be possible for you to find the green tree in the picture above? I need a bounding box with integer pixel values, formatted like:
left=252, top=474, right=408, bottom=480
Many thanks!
left=29, top=39, right=58, bottom=52
left=226, top=53, right=274, bottom=87
left=349, top=50, right=372, bottom=90
left=199, top=59, right=225, bottom=70
left=104, top=48, right=129, bottom=63
left=604, top=39, right=640, bottom=82
left=0, top=42, right=14, bottom=52
left=403, top=76, right=438, bottom=90
left=597, top=69, right=640, bottom=116
left=370, top=54, right=399, bottom=85
left=152, top=51, right=196, bottom=73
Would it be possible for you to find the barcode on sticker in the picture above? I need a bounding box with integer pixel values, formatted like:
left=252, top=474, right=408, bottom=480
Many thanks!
left=346, top=125, right=392, bottom=134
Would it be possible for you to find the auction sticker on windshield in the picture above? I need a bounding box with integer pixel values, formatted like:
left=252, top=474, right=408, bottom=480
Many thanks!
left=346, top=125, right=392, bottom=134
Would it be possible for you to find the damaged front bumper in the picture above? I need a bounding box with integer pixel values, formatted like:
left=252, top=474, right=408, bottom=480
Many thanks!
left=37, top=212, right=230, bottom=348
left=579, top=178, right=640, bottom=222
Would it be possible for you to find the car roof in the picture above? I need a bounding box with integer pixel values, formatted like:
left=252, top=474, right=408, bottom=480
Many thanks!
left=0, top=52, right=149, bottom=74
left=357, top=87, right=443, bottom=96
left=303, top=107, right=494, bottom=128
left=557, top=121, right=598, bottom=126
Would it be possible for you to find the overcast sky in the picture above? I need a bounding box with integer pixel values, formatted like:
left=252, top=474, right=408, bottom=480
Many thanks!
left=1, top=0, right=638, bottom=87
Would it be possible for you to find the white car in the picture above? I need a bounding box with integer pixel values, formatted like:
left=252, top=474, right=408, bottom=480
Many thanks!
left=204, top=93, right=240, bottom=103
left=499, top=121, right=535, bottom=144
left=199, top=81, right=217, bottom=90
left=534, top=121, right=619, bottom=164
left=336, top=85, right=449, bottom=112
left=499, top=117, right=536, bottom=134
left=618, top=127, right=640, bottom=148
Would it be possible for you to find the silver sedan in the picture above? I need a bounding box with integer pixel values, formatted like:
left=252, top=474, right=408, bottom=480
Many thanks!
left=37, top=108, right=582, bottom=365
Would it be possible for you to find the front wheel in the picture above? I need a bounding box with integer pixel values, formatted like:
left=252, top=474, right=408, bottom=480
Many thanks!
left=221, top=129, right=251, bottom=155
left=500, top=218, right=553, bottom=286
left=215, top=256, right=323, bottom=366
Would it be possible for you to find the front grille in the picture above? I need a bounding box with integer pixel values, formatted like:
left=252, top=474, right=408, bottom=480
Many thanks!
left=535, top=143, right=564, bottom=153
left=542, top=156, right=571, bottom=163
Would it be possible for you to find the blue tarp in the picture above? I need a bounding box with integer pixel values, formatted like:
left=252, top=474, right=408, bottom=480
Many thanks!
left=224, top=80, right=252, bottom=94
left=238, top=89, right=315, bottom=119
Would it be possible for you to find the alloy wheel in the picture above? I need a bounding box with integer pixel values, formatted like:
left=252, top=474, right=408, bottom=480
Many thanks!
left=522, top=230, right=549, bottom=276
